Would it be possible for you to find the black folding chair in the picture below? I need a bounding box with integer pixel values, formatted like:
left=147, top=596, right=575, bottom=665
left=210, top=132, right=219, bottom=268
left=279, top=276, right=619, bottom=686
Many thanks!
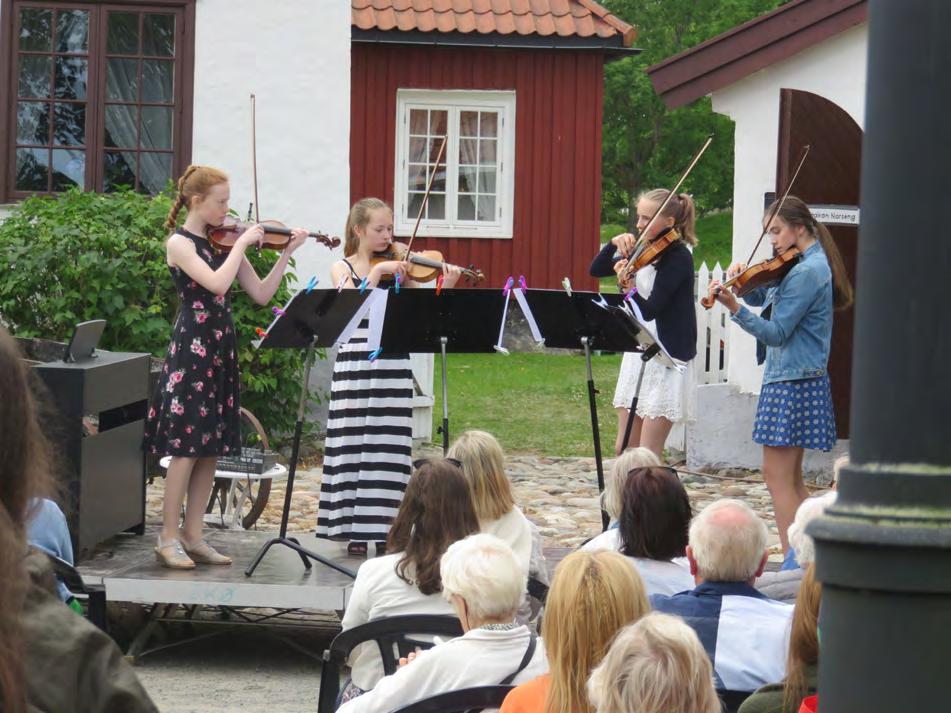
left=317, top=614, right=464, bottom=713
left=718, top=689, right=752, bottom=713
left=389, top=685, right=516, bottom=713
left=45, top=552, right=108, bottom=632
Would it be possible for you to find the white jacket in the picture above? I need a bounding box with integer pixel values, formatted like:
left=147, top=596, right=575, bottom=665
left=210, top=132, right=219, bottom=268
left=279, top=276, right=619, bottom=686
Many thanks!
left=337, top=626, right=548, bottom=713
left=341, top=554, right=455, bottom=690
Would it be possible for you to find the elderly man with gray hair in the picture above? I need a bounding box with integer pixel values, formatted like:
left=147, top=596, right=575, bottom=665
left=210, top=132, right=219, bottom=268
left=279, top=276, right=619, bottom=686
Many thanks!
left=338, top=533, right=548, bottom=713
left=650, top=499, right=793, bottom=697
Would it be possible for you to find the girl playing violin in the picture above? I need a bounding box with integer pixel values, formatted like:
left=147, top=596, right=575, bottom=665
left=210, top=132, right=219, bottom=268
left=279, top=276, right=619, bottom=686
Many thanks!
left=317, top=198, right=461, bottom=557
left=709, top=196, right=852, bottom=552
left=589, top=190, right=698, bottom=460
left=143, top=165, right=308, bottom=569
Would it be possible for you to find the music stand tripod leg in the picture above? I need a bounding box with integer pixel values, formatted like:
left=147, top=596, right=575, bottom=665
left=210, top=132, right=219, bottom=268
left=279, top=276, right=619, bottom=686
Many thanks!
left=439, top=336, right=449, bottom=455
left=245, top=339, right=356, bottom=579
left=620, top=344, right=660, bottom=455
left=581, top=337, right=610, bottom=531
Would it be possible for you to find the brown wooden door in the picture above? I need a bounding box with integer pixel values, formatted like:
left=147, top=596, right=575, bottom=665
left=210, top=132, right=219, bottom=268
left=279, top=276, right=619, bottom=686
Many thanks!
left=777, top=88, right=862, bottom=438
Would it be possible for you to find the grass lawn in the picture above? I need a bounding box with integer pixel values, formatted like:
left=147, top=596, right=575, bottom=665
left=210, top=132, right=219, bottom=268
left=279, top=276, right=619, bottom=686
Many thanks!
left=432, top=351, right=623, bottom=457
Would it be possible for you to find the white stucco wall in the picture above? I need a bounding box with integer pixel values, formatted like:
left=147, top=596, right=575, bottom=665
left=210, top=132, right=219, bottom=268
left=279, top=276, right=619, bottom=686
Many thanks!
left=192, top=0, right=351, bottom=288
left=711, top=23, right=867, bottom=394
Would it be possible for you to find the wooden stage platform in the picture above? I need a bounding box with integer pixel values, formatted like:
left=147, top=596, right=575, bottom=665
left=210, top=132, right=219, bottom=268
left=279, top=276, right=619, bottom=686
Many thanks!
left=77, top=528, right=571, bottom=659
left=79, top=528, right=571, bottom=613
left=79, top=528, right=363, bottom=612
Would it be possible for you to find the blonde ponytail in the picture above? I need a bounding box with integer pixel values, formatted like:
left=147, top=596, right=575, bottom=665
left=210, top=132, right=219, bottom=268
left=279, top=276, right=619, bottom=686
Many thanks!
left=640, top=189, right=698, bottom=246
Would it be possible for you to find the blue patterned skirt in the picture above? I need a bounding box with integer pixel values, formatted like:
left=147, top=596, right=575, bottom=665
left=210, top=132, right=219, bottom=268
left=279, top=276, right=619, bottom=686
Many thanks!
left=752, top=375, right=837, bottom=451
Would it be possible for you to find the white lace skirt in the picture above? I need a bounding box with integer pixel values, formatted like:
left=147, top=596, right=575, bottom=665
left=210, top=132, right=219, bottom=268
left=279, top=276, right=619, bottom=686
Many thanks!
left=612, top=352, right=696, bottom=423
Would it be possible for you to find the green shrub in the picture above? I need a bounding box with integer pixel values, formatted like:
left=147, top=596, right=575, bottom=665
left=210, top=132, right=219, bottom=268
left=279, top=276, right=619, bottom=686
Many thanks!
left=0, top=187, right=321, bottom=442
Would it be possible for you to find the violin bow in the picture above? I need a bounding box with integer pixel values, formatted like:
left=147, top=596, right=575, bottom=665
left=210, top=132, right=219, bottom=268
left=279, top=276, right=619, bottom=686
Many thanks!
left=250, top=93, right=260, bottom=223
left=743, top=144, right=811, bottom=266
left=619, top=134, right=714, bottom=283
left=403, top=135, right=448, bottom=259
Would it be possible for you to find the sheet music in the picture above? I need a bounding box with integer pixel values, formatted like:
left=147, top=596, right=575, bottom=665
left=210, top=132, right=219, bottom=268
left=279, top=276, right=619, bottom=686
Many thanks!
left=361, top=288, right=390, bottom=351
left=512, top=288, right=544, bottom=343
left=619, top=298, right=685, bottom=373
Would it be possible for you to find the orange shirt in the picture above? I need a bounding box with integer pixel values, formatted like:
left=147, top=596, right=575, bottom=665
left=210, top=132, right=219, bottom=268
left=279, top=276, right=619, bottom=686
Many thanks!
left=500, top=674, right=551, bottom=713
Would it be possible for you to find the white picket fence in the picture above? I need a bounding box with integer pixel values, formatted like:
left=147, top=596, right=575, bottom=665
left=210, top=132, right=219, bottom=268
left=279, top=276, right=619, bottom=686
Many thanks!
left=694, top=262, right=731, bottom=384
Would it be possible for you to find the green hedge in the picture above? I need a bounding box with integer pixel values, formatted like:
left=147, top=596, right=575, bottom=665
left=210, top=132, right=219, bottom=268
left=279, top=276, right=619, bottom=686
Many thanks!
left=0, top=187, right=320, bottom=442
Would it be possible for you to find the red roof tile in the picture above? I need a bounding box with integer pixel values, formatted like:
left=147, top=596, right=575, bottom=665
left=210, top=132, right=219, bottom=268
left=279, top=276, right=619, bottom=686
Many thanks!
left=352, top=0, right=636, bottom=47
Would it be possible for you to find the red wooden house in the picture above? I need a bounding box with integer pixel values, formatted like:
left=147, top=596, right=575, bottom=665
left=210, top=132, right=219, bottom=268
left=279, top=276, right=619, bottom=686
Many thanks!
left=350, top=0, right=636, bottom=289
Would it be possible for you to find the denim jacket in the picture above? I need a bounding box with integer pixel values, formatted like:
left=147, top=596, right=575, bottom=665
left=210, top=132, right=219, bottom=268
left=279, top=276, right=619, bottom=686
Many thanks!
left=730, top=241, right=833, bottom=384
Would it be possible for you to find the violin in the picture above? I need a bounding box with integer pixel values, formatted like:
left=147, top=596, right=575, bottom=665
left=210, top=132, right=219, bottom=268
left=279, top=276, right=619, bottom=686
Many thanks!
left=628, top=227, right=679, bottom=272
left=369, top=136, right=483, bottom=286
left=371, top=245, right=484, bottom=284
left=700, top=248, right=802, bottom=309
left=616, top=134, right=714, bottom=286
left=207, top=217, right=340, bottom=253
left=701, top=144, right=812, bottom=310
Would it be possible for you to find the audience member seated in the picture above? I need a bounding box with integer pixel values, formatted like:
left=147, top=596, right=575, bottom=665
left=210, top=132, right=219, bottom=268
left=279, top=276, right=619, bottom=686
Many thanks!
left=587, top=612, right=720, bottom=713
left=500, top=549, right=650, bottom=713
left=650, top=499, right=794, bottom=695
left=756, top=492, right=836, bottom=603
left=27, top=497, right=77, bottom=605
left=582, top=466, right=694, bottom=596
left=598, top=447, right=661, bottom=528
left=739, top=565, right=820, bottom=713
left=337, top=534, right=548, bottom=713
left=0, top=326, right=158, bottom=713
left=448, top=430, right=549, bottom=618
left=339, top=459, right=480, bottom=701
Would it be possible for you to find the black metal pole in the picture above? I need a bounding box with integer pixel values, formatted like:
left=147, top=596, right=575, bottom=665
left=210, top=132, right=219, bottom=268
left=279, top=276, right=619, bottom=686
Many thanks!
left=581, top=337, right=609, bottom=531
left=620, top=344, right=658, bottom=452
left=440, top=336, right=449, bottom=455
left=245, top=340, right=356, bottom=579
left=809, top=2, right=951, bottom=710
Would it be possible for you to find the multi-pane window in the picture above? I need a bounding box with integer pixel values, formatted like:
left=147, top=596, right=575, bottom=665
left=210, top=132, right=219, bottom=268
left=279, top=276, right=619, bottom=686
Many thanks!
left=395, top=90, right=516, bottom=239
left=14, top=6, right=90, bottom=192
left=4, top=1, right=192, bottom=200
left=102, top=11, right=177, bottom=193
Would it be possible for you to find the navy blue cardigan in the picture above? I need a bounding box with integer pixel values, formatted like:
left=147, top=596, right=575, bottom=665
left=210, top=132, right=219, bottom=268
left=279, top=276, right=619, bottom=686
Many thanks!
left=589, top=240, right=697, bottom=362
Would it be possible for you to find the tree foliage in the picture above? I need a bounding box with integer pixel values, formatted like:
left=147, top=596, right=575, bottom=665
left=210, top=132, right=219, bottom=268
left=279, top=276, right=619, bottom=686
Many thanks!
left=0, top=187, right=320, bottom=442
left=601, top=0, right=783, bottom=227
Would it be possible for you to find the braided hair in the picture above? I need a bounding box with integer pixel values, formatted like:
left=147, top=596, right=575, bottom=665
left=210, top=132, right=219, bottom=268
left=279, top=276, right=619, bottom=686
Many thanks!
left=165, top=165, right=229, bottom=232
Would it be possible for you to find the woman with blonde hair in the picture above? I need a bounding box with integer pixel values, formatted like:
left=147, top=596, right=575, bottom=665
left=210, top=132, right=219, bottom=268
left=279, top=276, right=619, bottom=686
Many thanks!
left=739, top=565, right=821, bottom=713
left=590, top=190, right=700, bottom=459
left=447, top=431, right=545, bottom=589
left=500, top=550, right=650, bottom=713
left=587, top=612, right=720, bottom=713
left=583, top=447, right=659, bottom=542
left=317, top=198, right=462, bottom=556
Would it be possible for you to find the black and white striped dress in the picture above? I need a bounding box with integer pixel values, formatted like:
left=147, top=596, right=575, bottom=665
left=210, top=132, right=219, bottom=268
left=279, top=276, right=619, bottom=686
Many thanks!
left=316, top=275, right=414, bottom=542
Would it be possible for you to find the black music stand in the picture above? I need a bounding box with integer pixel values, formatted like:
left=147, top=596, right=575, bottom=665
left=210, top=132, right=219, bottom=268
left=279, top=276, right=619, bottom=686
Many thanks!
left=244, top=288, right=374, bottom=578
left=516, top=289, right=654, bottom=530
left=367, top=288, right=507, bottom=453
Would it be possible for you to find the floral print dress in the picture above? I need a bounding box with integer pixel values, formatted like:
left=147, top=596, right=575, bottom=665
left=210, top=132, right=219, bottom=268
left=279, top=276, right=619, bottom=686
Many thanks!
left=143, top=228, right=241, bottom=457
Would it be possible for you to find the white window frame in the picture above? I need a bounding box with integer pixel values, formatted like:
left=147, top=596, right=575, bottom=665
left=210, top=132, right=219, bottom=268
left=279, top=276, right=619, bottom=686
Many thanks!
left=394, top=89, right=516, bottom=239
